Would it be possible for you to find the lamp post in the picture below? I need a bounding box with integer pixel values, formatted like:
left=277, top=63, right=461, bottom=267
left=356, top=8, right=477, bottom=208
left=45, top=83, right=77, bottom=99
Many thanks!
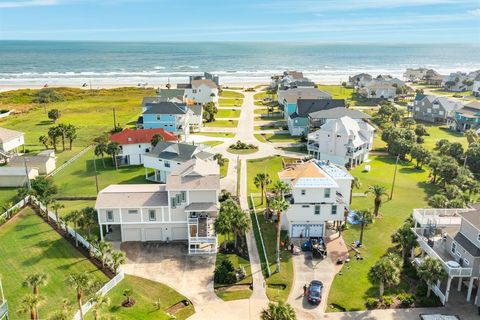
left=390, top=154, right=400, bottom=200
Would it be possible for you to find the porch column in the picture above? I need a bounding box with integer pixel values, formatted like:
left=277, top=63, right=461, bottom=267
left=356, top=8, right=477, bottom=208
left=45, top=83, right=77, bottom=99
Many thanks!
left=410, top=247, right=415, bottom=259
left=445, top=277, right=452, bottom=303
left=467, top=277, right=475, bottom=301
left=100, top=224, right=104, bottom=241
left=457, top=277, right=462, bottom=291
left=144, top=167, right=148, bottom=179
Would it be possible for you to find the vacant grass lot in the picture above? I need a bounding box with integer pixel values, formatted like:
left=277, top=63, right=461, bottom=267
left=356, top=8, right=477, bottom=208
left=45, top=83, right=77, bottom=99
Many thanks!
left=204, top=120, right=238, bottom=128
left=327, top=155, right=439, bottom=311
left=201, top=140, right=224, bottom=147
left=86, top=275, right=195, bottom=320
left=192, top=132, right=235, bottom=138
left=421, top=124, right=468, bottom=151
left=216, top=108, right=241, bottom=118
left=247, top=156, right=287, bottom=208
left=214, top=249, right=253, bottom=301
left=0, top=207, right=108, bottom=319
left=254, top=133, right=302, bottom=143
left=220, top=90, right=244, bottom=99
left=254, top=91, right=277, bottom=101
left=317, top=85, right=354, bottom=100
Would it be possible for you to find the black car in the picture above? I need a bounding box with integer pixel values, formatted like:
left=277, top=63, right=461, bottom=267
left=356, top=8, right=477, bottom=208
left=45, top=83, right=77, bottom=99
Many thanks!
left=307, top=280, right=323, bottom=305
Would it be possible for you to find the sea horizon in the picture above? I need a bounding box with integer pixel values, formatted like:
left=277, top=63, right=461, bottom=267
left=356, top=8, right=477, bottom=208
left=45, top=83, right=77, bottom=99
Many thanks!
left=1, top=40, right=479, bottom=88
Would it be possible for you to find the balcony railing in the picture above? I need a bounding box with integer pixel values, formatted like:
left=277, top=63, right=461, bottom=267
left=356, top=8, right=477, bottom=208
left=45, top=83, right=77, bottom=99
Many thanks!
left=0, top=300, right=7, bottom=319
left=413, top=228, right=472, bottom=277
left=189, top=236, right=217, bottom=244
left=412, top=208, right=469, bottom=227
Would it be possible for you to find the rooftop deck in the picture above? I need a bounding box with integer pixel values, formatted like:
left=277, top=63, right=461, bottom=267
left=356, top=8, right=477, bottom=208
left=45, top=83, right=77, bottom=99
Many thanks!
left=412, top=208, right=471, bottom=227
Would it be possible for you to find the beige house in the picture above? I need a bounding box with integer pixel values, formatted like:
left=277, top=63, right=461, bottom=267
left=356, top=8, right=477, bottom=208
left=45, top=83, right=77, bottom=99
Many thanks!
left=95, top=158, right=220, bottom=254
left=8, top=150, right=56, bottom=175
left=0, top=127, right=24, bottom=157
left=0, top=167, right=38, bottom=187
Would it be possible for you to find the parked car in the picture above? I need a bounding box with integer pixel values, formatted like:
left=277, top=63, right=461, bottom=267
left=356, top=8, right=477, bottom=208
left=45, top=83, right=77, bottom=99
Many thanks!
left=306, top=280, right=323, bottom=305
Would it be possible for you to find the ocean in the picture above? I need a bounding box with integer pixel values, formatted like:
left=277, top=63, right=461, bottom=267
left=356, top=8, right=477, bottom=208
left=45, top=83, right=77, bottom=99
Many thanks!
left=0, top=41, right=479, bottom=87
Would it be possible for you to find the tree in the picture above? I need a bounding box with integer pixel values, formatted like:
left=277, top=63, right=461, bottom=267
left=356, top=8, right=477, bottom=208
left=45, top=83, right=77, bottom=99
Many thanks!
left=31, top=176, right=57, bottom=200
left=48, top=125, right=61, bottom=151
left=368, top=253, right=402, bottom=298
left=410, top=144, right=431, bottom=169
left=261, top=301, right=296, bottom=320
left=65, top=124, right=77, bottom=150
left=435, top=139, right=451, bottom=154
left=428, top=156, right=441, bottom=183
left=437, top=159, right=460, bottom=186
left=94, top=143, right=108, bottom=168
left=401, top=118, right=416, bottom=129
left=365, top=185, right=388, bottom=217
left=97, top=241, right=113, bottom=268
left=270, top=197, right=290, bottom=273
left=213, top=153, right=226, bottom=167
left=465, top=143, right=480, bottom=175
left=428, top=194, right=449, bottom=208
left=414, top=124, right=428, bottom=137
left=79, top=207, right=97, bottom=237
left=272, top=180, right=290, bottom=197
left=66, top=272, right=97, bottom=320
left=90, top=293, right=110, bottom=320
left=353, top=209, right=373, bottom=245
left=203, top=102, right=218, bottom=122
left=22, top=273, right=48, bottom=295
left=110, top=250, right=126, bottom=274
left=391, top=223, right=417, bottom=260
left=416, top=257, right=447, bottom=297
left=254, top=173, right=271, bottom=205
left=65, top=210, right=82, bottom=247
left=57, top=123, right=67, bottom=151
left=106, top=141, right=121, bottom=169
left=447, top=142, right=464, bottom=162
left=18, top=294, right=44, bottom=320
left=123, top=288, right=133, bottom=305
left=465, top=129, right=479, bottom=145
left=48, top=108, right=61, bottom=123
left=38, top=135, right=50, bottom=149
left=50, top=201, right=64, bottom=228
left=231, top=209, right=250, bottom=248
left=150, top=133, right=163, bottom=147
left=34, top=88, right=61, bottom=104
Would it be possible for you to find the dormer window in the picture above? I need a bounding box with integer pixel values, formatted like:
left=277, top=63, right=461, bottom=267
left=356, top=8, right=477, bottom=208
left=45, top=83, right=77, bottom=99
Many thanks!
left=128, top=137, right=132, bottom=142
left=156, top=114, right=161, bottom=120
left=477, top=233, right=480, bottom=242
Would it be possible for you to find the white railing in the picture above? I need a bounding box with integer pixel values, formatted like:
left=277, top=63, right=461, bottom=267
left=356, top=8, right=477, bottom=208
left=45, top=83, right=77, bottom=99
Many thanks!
left=432, top=283, right=446, bottom=305
left=188, top=218, right=198, bottom=224
left=48, top=145, right=93, bottom=177
left=73, top=270, right=125, bottom=320
left=0, top=196, right=29, bottom=221
left=0, top=300, right=7, bottom=319
left=189, top=236, right=217, bottom=243
left=412, top=208, right=468, bottom=227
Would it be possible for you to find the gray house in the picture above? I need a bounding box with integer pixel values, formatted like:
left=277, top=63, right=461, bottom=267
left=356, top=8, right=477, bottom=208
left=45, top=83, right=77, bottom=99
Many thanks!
left=412, top=95, right=463, bottom=123
left=412, top=205, right=480, bottom=306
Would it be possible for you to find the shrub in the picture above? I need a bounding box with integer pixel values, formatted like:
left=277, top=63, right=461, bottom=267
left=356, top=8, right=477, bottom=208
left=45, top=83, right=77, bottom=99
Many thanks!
left=382, top=296, right=394, bottom=307
left=214, top=260, right=237, bottom=285
left=415, top=282, right=428, bottom=297
left=416, top=295, right=440, bottom=307
left=229, top=140, right=258, bottom=150
left=365, top=298, right=379, bottom=309
left=398, top=293, right=415, bottom=307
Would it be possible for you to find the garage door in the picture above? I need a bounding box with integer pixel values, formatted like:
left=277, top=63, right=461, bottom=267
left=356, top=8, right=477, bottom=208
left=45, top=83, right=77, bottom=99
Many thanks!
left=308, top=224, right=324, bottom=237
left=291, top=224, right=323, bottom=237
left=171, top=227, right=187, bottom=240
left=292, top=224, right=307, bottom=237
left=123, top=228, right=142, bottom=242
left=145, top=228, right=162, bottom=241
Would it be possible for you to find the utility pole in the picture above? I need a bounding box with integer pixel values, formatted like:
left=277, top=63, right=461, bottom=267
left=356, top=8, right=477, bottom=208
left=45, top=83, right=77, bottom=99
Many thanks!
left=93, top=155, right=99, bottom=194
left=23, top=157, right=31, bottom=191
left=113, top=108, right=117, bottom=131
left=390, top=154, right=400, bottom=200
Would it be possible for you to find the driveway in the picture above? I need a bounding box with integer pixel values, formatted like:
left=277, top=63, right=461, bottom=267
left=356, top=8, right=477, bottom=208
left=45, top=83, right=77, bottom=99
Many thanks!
left=121, top=242, right=219, bottom=306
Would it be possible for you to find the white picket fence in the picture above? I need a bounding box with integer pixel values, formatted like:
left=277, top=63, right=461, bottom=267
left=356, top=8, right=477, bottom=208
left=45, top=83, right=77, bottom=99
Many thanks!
left=0, top=196, right=28, bottom=221
left=48, top=144, right=93, bottom=177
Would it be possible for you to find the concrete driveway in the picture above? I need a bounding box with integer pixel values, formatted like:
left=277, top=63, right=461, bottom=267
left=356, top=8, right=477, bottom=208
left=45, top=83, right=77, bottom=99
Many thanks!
left=121, top=242, right=219, bottom=306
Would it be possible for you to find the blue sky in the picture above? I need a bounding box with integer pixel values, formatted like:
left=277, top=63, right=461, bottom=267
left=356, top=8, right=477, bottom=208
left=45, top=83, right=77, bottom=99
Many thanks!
left=0, top=0, right=479, bottom=42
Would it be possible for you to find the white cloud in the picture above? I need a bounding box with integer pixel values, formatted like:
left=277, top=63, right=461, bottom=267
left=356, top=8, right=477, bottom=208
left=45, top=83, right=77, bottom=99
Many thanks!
left=468, top=8, right=480, bottom=16
left=0, top=0, right=58, bottom=8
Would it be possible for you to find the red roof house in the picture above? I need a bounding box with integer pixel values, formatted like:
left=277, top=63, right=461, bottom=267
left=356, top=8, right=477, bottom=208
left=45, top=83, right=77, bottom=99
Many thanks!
left=110, top=128, right=177, bottom=145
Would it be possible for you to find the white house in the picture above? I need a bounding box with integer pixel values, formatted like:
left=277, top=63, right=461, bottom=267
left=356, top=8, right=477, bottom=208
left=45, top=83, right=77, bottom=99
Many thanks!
left=188, top=105, right=203, bottom=132
left=8, top=150, right=57, bottom=175
left=403, top=68, right=428, bottom=82
left=0, top=127, right=24, bottom=156
left=181, top=79, right=219, bottom=105
left=472, top=74, right=480, bottom=97
left=307, top=116, right=375, bottom=168
left=360, top=81, right=397, bottom=99
left=277, top=160, right=353, bottom=238
left=109, top=128, right=178, bottom=166
left=95, top=159, right=220, bottom=254
left=0, top=167, right=38, bottom=187
left=143, top=141, right=214, bottom=183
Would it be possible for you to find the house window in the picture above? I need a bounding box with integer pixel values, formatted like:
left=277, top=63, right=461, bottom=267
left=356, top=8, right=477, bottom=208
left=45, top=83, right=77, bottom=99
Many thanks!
left=171, top=197, right=177, bottom=208
left=314, top=205, right=320, bottom=215
left=324, top=188, right=331, bottom=198
left=302, top=205, right=310, bottom=208
left=193, top=89, right=197, bottom=93
left=451, top=242, right=456, bottom=254
left=332, top=205, right=337, bottom=215
left=106, top=210, right=113, bottom=222
left=128, top=210, right=138, bottom=215
left=477, top=233, right=480, bottom=242
left=156, top=114, right=161, bottom=120
left=176, top=194, right=181, bottom=204
left=165, top=160, right=170, bottom=168
left=301, top=190, right=306, bottom=195
left=149, top=210, right=156, bottom=221
left=464, top=258, right=470, bottom=266
left=181, top=191, right=186, bottom=202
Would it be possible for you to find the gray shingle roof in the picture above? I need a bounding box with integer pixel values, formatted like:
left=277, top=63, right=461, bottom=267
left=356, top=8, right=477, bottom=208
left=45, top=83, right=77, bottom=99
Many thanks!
left=147, top=142, right=213, bottom=162
left=308, top=107, right=370, bottom=120
left=0, top=127, right=24, bottom=143
left=158, top=89, right=185, bottom=100
left=291, top=99, right=346, bottom=118
left=143, top=102, right=187, bottom=115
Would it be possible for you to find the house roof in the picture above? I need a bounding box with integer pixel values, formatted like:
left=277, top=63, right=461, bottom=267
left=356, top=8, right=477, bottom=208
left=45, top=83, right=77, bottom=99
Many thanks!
left=8, top=150, right=55, bottom=167
left=110, top=128, right=177, bottom=145
left=278, top=160, right=338, bottom=188
left=0, top=166, right=38, bottom=176
left=426, top=96, right=464, bottom=113
left=457, top=102, right=480, bottom=117
left=289, top=81, right=316, bottom=88
left=460, top=210, right=480, bottom=230
left=308, top=107, right=370, bottom=120
left=291, top=99, right=346, bottom=118
left=191, top=79, right=217, bottom=89
left=184, top=202, right=218, bottom=212
left=142, top=97, right=159, bottom=108
left=0, top=127, right=23, bottom=143
left=318, top=116, right=373, bottom=148
left=364, top=80, right=396, bottom=89
left=278, top=88, right=332, bottom=104
left=317, top=160, right=353, bottom=180
left=95, top=184, right=169, bottom=208
left=189, top=105, right=202, bottom=116
left=158, top=89, right=185, bottom=100
left=147, top=141, right=213, bottom=162
left=177, top=83, right=192, bottom=89
left=166, top=159, right=220, bottom=190
left=284, top=71, right=304, bottom=79
left=143, top=102, right=188, bottom=115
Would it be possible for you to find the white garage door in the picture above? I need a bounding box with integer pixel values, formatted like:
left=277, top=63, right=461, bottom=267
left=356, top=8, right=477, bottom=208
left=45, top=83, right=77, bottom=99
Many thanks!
left=291, top=224, right=307, bottom=237
left=123, top=228, right=142, bottom=242
left=145, top=228, right=163, bottom=241
left=308, top=224, right=324, bottom=237
left=291, top=224, right=323, bottom=237
left=171, top=227, right=187, bottom=240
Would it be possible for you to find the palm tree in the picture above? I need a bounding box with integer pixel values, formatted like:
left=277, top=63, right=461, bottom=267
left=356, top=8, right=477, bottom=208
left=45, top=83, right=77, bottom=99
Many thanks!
left=90, top=293, right=110, bottom=320
left=65, top=210, right=82, bottom=247
left=85, top=235, right=98, bottom=258
left=97, top=241, right=113, bottom=268
left=254, top=173, right=271, bottom=205
left=50, top=201, right=64, bottom=228
left=261, top=301, right=296, bottom=320
left=465, top=128, right=479, bottom=145
left=350, top=176, right=362, bottom=204
left=365, top=185, right=388, bottom=217
left=150, top=133, right=164, bottom=147
left=65, top=124, right=77, bottom=150
left=391, top=223, right=417, bottom=260
left=38, top=135, right=50, bottom=149
left=270, top=197, right=290, bottom=273
left=416, top=257, right=447, bottom=297
left=231, top=209, right=251, bottom=249
left=123, top=288, right=133, bottom=305
left=353, top=209, right=373, bottom=245
left=214, top=199, right=237, bottom=248
left=79, top=207, right=97, bottom=237
left=368, top=253, right=402, bottom=298
left=94, top=143, right=108, bottom=168
left=18, top=294, right=44, bottom=320
left=106, top=142, right=121, bottom=169
left=22, top=273, right=48, bottom=295
left=66, top=272, right=96, bottom=320
left=49, top=310, right=68, bottom=320
left=110, top=250, right=126, bottom=274
left=272, top=180, right=290, bottom=198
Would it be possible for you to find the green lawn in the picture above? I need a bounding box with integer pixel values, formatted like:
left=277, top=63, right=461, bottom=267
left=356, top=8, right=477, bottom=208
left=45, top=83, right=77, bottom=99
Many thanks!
left=220, top=158, right=229, bottom=178
left=317, top=85, right=354, bottom=100
left=192, top=132, right=235, bottom=138
left=216, top=108, right=241, bottom=118
left=254, top=133, right=302, bottom=143
left=254, top=91, right=277, bottom=101
left=219, top=98, right=243, bottom=107
left=0, top=187, right=19, bottom=210
left=54, top=149, right=152, bottom=197
left=204, top=120, right=238, bottom=128
left=201, top=140, right=224, bottom=148
left=0, top=207, right=108, bottom=319
left=247, top=156, right=286, bottom=208
left=327, top=155, right=440, bottom=312
left=421, top=124, right=468, bottom=151
left=214, top=251, right=253, bottom=301
left=277, top=146, right=308, bottom=154
left=220, top=90, right=244, bottom=99
left=227, top=147, right=258, bottom=155
left=86, top=275, right=195, bottom=320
